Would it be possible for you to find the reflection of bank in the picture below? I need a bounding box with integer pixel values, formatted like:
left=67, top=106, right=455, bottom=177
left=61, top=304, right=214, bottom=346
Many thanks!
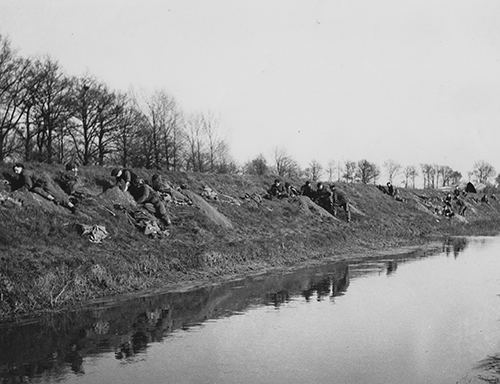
left=0, top=260, right=345, bottom=381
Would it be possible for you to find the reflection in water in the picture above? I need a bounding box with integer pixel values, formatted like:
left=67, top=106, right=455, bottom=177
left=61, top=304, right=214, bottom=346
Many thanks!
left=2, top=236, right=495, bottom=384
left=442, top=237, right=469, bottom=258
left=0, top=261, right=349, bottom=382
left=386, top=260, right=398, bottom=275
left=301, top=269, right=350, bottom=302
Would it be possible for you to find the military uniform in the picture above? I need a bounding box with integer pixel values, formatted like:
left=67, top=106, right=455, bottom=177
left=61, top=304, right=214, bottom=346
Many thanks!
left=268, top=182, right=287, bottom=199
left=12, top=169, right=73, bottom=208
left=316, top=185, right=333, bottom=213
left=57, top=171, right=84, bottom=196
left=131, top=183, right=172, bottom=225
left=285, top=183, right=299, bottom=197
left=300, top=182, right=316, bottom=200
left=331, top=187, right=351, bottom=222
left=112, top=168, right=141, bottom=199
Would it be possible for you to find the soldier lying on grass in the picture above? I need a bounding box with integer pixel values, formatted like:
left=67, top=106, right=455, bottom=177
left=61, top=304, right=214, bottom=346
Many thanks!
left=11, top=163, right=76, bottom=213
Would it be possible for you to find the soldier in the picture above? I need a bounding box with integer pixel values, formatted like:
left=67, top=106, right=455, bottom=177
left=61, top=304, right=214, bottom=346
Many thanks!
left=111, top=168, right=138, bottom=193
left=444, top=193, right=453, bottom=208
left=300, top=181, right=316, bottom=200
left=330, top=184, right=351, bottom=222
left=386, top=182, right=395, bottom=197
left=131, top=178, right=172, bottom=226
left=267, top=179, right=287, bottom=199
left=151, top=174, right=174, bottom=195
left=57, top=162, right=85, bottom=198
left=284, top=182, right=299, bottom=197
left=453, top=186, right=461, bottom=198
left=456, top=197, right=467, bottom=216
left=11, top=163, right=76, bottom=212
left=316, top=182, right=333, bottom=213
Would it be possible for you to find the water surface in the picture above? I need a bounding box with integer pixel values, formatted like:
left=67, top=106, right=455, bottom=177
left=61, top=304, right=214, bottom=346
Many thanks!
left=1, top=237, right=499, bottom=384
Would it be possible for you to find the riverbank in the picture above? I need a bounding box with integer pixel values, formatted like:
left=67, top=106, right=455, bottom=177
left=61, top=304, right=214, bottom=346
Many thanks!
left=1, top=163, right=499, bottom=319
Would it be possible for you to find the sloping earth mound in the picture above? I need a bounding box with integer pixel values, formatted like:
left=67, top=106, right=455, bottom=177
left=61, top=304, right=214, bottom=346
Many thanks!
left=291, top=196, right=341, bottom=221
left=1, top=162, right=500, bottom=319
left=97, top=186, right=136, bottom=209
left=181, top=189, right=233, bottom=229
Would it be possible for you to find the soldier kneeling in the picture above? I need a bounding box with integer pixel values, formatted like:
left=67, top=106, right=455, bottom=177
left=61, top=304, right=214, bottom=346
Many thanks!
left=131, top=178, right=172, bottom=226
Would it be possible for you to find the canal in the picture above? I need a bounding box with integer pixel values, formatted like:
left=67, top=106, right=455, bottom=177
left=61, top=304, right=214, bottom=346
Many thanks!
left=1, top=236, right=499, bottom=383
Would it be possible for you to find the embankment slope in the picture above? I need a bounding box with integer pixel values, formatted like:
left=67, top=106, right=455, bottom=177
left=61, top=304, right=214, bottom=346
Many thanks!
left=0, top=163, right=499, bottom=319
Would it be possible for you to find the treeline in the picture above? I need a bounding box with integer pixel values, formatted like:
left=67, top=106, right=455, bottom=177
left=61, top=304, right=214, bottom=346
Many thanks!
left=0, top=35, right=235, bottom=172
left=1, top=35, right=498, bottom=188
left=244, top=149, right=498, bottom=188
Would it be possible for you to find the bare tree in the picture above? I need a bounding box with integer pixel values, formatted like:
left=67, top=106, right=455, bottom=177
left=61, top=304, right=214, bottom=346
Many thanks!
left=403, top=165, right=418, bottom=188
left=472, top=161, right=496, bottom=184
left=326, top=160, right=336, bottom=182
left=0, top=36, right=33, bottom=161
left=383, top=159, right=401, bottom=183
left=420, top=164, right=434, bottom=189
left=449, top=170, right=462, bottom=185
left=28, top=57, right=72, bottom=163
left=437, top=165, right=455, bottom=187
left=201, top=112, right=226, bottom=173
left=142, top=90, right=181, bottom=169
left=304, top=160, right=323, bottom=183
left=67, top=75, right=120, bottom=165
left=356, top=159, right=379, bottom=184
left=185, top=113, right=206, bottom=172
left=343, top=160, right=356, bottom=183
left=110, top=94, right=142, bottom=167
left=273, top=147, right=299, bottom=178
left=244, top=154, right=268, bottom=176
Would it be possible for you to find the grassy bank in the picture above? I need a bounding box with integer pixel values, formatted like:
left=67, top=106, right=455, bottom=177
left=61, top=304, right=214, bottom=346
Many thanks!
left=1, top=163, right=499, bottom=319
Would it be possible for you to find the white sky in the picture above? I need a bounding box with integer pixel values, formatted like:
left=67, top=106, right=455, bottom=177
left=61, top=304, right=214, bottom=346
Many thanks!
left=1, top=0, right=500, bottom=182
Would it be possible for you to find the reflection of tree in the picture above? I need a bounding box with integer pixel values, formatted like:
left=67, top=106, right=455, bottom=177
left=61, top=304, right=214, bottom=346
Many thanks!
left=65, top=344, right=83, bottom=374
left=386, top=260, right=398, bottom=275
left=267, top=290, right=290, bottom=308
left=302, top=268, right=350, bottom=302
left=302, top=277, right=332, bottom=302
left=0, top=262, right=350, bottom=381
left=443, top=237, right=468, bottom=259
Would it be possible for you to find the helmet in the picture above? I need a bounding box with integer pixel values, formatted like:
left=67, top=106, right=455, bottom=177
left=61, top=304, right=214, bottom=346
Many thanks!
left=111, top=168, right=120, bottom=177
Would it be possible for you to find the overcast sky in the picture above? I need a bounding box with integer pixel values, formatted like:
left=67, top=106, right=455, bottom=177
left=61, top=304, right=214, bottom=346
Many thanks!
left=1, top=0, right=500, bottom=182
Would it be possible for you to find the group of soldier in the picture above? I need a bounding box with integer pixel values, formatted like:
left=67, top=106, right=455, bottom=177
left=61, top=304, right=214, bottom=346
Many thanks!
left=10, top=162, right=82, bottom=213
left=8, top=163, right=174, bottom=226
left=111, top=168, right=172, bottom=225
left=267, top=179, right=351, bottom=222
left=9, top=162, right=500, bottom=229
